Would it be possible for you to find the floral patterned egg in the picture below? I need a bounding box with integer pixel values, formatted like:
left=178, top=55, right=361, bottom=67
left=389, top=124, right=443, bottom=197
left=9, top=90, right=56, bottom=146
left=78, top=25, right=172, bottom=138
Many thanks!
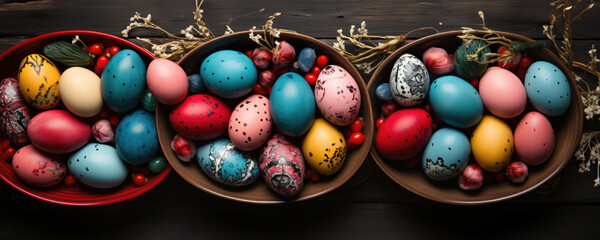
left=389, top=54, right=430, bottom=107
left=17, top=54, right=61, bottom=110
left=229, top=94, right=272, bottom=151
left=12, top=144, right=66, bottom=187
left=196, top=139, right=259, bottom=187
left=314, top=65, right=361, bottom=126
left=260, top=134, right=305, bottom=197
left=0, top=78, right=31, bottom=145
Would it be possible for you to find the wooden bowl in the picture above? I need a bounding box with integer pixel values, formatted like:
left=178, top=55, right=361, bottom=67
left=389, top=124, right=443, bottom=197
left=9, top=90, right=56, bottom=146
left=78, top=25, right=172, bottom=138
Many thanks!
left=0, top=30, right=171, bottom=206
left=368, top=30, right=583, bottom=205
left=156, top=31, right=373, bottom=204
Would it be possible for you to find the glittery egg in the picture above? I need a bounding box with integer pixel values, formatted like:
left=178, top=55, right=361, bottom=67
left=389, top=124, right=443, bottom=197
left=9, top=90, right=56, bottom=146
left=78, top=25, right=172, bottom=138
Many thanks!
left=314, top=65, right=361, bottom=126
left=196, top=139, right=259, bottom=187
left=389, top=54, right=430, bottom=107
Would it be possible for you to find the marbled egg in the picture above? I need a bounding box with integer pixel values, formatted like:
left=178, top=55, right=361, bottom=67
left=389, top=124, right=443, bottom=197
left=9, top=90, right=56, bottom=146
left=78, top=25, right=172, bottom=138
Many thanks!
left=315, top=65, right=361, bottom=126
left=115, top=110, right=159, bottom=165
left=375, top=108, right=433, bottom=161
left=0, top=77, right=30, bottom=145
left=479, top=67, right=527, bottom=118
left=389, top=54, right=430, bottom=107
left=302, top=118, right=347, bottom=175
left=147, top=59, right=188, bottom=105
left=200, top=50, right=257, bottom=99
left=229, top=94, right=272, bottom=151
left=27, top=110, right=91, bottom=154
left=101, top=49, right=147, bottom=113
left=196, top=139, right=259, bottom=187
left=260, top=134, right=305, bottom=197
left=17, top=54, right=61, bottom=110
left=514, top=111, right=555, bottom=166
left=470, top=115, right=514, bottom=172
left=422, top=128, right=470, bottom=181
left=169, top=94, right=231, bottom=140
left=429, top=75, right=483, bottom=128
left=270, top=72, right=315, bottom=136
left=524, top=61, right=572, bottom=116
left=68, top=143, right=128, bottom=189
left=59, top=67, right=103, bottom=117
left=12, top=145, right=66, bottom=187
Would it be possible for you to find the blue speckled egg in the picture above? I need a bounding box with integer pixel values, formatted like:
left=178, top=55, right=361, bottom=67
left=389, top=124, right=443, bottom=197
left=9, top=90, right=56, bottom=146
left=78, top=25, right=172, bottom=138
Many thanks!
left=115, top=110, right=159, bottom=165
left=101, top=49, right=147, bottom=113
left=524, top=61, right=572, bottom=116
left=196, top=139, right=259, bottom=186
left=429, top=76, right=483, bottom=128
left=297, top=48, right=316, bottom=72
left=375, top=83, right=393, bottom=102
left=200, top=50, right=257, bottom=99
left=68, top=143, right=128, bottom=189
left=188, top=74, right=205, bottom=94
left=422, top=128, right=470, bottom=181
left=270, top=72, right=315, bottom=136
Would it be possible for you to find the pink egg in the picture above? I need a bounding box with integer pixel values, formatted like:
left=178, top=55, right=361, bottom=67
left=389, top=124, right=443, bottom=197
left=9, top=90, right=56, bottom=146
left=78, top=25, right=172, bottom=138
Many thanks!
left=12, top=144, right=66, bottom=187
left=147, top=59, right=189, bottom=105
left=229, top=94, right=272, bottom=151
left=514, top=111, right=555, bottom=165
left=28, top=110, right=91, bottom=154
left=479, top=67, right=526, bottom=118
left=315, top=65, right=361, bottom=126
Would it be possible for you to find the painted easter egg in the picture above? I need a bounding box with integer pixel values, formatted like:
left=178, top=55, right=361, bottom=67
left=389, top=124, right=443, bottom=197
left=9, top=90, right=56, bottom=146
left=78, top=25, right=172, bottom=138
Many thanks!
left=470, top=115, right=514, bottom=172
left=59, top=67, right=103, bottom=117
left=147, top=59, right=188, bottom=105
left=270, top=72, right=315, bottom=136
left=479, top=67, right=527, bottom=118
left=524, top=61, right=572, bottom=116
left=422, top=128, right=471, bottom=181
left=101, top=49, right=147, bottom=113
left=17, top=54, right=61, bottom=110
left=389, top=54, right=430, bottom=107
left=115, top=110, right=159, bottom=166
left=429, top=75, right=483, bottom=128
left=260, top=134, right=305, bottom=197
left=169, top=94, right=231, bottom=140
left=12, top=145, right=66, bottom=187
left=68, top=143, right=128, bottom=189
left=315, top=65, right=361, bottom=126
left=302, top=118, right=347, bottom=175
left=27, top=110, right=91, bottom=154
left=375, top=108, right=433, bottom=161
left=0, top=78, right=31, bottom=145
left=514, top=111, right=555, bottom=166
left=200, top=50, right=257, bottom=99
left=196, top=139, right=259, bottom=187
left=229, top=94, right=272, bottom=151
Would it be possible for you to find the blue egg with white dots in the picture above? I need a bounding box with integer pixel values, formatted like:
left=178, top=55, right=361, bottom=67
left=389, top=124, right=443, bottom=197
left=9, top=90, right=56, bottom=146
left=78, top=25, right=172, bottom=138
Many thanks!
left=429, top=75, right=483, bottom=128
left=422, top=128, right=470, bottom=181
left=196, top=139, right=259, bottom=187
left=375, top=83, right=394, bottom=102
left=524, top=61, right=571, bottom=116
left=68, top=143, right=128, bottom=189
left=115, top=110, right=159, bottom=166
left=101, top=49, right=147, bottom=113
left=188, top=74, right=205, bottom=94
left=200, top=50, right=257, bottom=99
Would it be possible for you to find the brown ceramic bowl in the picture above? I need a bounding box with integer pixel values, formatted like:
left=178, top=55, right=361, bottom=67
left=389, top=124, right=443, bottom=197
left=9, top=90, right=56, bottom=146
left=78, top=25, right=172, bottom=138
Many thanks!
left=368, top=30, right=583, bottom=205
left=156, top=31, right=373, bottom=204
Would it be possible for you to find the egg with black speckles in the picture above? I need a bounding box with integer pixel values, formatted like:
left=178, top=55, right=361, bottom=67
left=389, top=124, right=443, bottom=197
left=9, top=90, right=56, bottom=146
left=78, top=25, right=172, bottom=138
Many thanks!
left=68, top=143, right=128, bottom=189
left=301, top=118, right=347, bottom=175
left=422, top=128, right=470, bottom=181
left=196, top=138, right=259, bottom=186
left=101, top=49, right=147, bottom=113
left=200, top=50, right=257, bottom=99
left=524, top=61, right=571, bottom=116
left=389, top=54, right=430, bottom=107
left=314, top=65, right=361, bottom=126
left=115, top=110, right=159, bottom=166
left=17, top=54, right=61, bottom=110
left=169, top=94, right=231, bottom=141
left=229, top=94, right=272, bottom=151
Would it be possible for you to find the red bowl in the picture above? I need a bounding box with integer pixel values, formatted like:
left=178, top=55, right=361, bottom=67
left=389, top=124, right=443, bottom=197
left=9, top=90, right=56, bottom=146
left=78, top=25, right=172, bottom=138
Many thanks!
left=0, top=30, right=171, bottom=206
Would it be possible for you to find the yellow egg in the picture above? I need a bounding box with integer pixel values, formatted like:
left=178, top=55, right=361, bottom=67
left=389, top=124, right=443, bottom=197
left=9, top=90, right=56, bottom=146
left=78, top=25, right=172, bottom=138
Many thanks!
left=302, top=118, right=347, bottom=175
left=470, top=115, right=514, bottom=172
left=59, top=67, right=103, bottom=117
left=17, top=54, right=61, bottom=110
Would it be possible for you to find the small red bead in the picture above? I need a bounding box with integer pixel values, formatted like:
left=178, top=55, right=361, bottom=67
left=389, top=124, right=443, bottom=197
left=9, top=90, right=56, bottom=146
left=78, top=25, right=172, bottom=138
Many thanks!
left=350, top=119, right=363, bottom=132
left=517, top=68, right=527, bottom=80
left=311, top=66, right=321, bottom=76
left=376, top=118, right=385, bottom=128
left=109, top=115, right=122, bottom=128
left=89, top=43, right=103, bottom=56
left=245, top=50, right=254, bottom=59
left=519, top=55, right=532, bottom=69
left=316, top=55, right=328, bottom=68
left=349, top=132, right=365, bottom=146
left=133, top=173, right=147, bottom=186
left=96, top=56, right=110, bottom=69
left=3, top=147, right=15, bottom=160
left=252, top=84, right=268, bottom=95
left=305, top=73, right=317, bottom=86
left=64, top=174, right=77, bottom=187
left=310, top=173, right=321, bottom=182
left=108, top=46, right=121, bottom=58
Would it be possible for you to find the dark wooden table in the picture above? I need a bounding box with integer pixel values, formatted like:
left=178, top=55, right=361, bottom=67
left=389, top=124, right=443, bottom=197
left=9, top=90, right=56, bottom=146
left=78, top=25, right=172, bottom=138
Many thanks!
left=1, top=0, right=599, bottom=239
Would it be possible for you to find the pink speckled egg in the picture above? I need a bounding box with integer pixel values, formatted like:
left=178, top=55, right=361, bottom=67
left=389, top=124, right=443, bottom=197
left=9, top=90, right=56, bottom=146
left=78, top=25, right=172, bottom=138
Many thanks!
left=229, top=94, right=272, bottom=151
left=147, top=59, right=189, bottom=105
left=514, top=111, right=555, bottom=166
left=314, top=65, right=361, bottom=126
left=12, top=144, right=66, bottom=187
left=479, top=67, right=527, bottom=118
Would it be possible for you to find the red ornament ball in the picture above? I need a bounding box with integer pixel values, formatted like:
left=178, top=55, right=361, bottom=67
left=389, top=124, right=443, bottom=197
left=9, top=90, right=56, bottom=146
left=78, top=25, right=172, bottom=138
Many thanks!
left=132, top=173, right=147, bottom=186
left=349, top=132, right=365, bottom=146
left=316, top=55, right=328, bottom=68
left=506, top=161, right=529, bottom=183
left=305, top=73, right=317, bottom=86
left=350, top=119, right=364, bottom=132
left=64, top=174, right=77, bottom=187
left=458, top=164, right=484, bottom=190
left=89, top=43, right=103, bottom=56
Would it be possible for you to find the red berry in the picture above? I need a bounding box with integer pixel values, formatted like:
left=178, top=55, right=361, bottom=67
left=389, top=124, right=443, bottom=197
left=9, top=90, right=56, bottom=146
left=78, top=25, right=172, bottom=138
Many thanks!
left=350, top=119, right=363, bottom=132
left=108, top=46, right=121, bottom=58
left=258, top=70, right=276, bottom=89
left=109, top=115, right=122, bottom=128
left=316, top=55, right=328, bottom=68
left=96, top=56, right=110, bottom=69
left=274, top=67, right=289, bottom=78
left=381, top=101, right=400, bottom=117
left=94, top=65, right=104, bottom=75
left=252, top=49, right=273, bottom=70
left=89, top=43, right=103, bottom=56
left=469, top=78, right=479, bottom=89
left=310, top=173, right=321, bottom=182
left=132, top=173, right=147, bottom=186
left=496, top=45, right=521, bottom=69
left=343, top=126, right=354, bottom=138
left=97, top=106, right=112, bottom=119
left=64, top=174, right=77, bottom=187
left=349, top=132, right=365, bottom=146
left=311, top=66, right=321, bottom=76
left=3, top=147, right=15, bottom=160
left=519, top=55, right=532, bottom=69
left=346, top=140, right=356, bottom=150
left=305, top=73, right=317, bottom=86
left=252, top=84, right=268, bottom=95
left=517, top=68, right=527, bottom=81
left=376, top=118, right=385, bottom=128
left=245, top=50, right=254, bottom=59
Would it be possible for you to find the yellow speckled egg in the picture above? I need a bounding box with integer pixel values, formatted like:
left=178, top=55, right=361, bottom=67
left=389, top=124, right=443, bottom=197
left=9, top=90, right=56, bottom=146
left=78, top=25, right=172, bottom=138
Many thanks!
left=302, top=118, right=347, bottom=175
left=17, top=54, right=61, bottom=110
left=470, top=115, right=514, bottom=172
left=59, top=67, right=103, bottom=117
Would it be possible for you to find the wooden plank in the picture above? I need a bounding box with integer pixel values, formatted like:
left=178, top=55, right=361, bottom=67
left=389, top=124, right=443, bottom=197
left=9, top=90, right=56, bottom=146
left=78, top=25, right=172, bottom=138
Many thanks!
left=0, top=0, right=598, bottom=39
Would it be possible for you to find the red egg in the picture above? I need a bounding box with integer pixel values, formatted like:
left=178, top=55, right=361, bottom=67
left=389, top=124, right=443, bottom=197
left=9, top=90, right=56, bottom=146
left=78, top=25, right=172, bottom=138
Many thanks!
left=169, top=94, right=231, bottom=140
left=27, top=110, right=91, bottom=154
left=375, top=108, right=432, bottom=160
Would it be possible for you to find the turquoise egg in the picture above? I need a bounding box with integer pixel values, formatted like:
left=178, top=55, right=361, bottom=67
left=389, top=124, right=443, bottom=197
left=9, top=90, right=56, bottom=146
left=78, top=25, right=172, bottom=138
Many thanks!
left=270, top=72, right=315, bottom=136
left=115, top=110, right=159, bottom=165
left=429, top=75, right=483, bottom=128
left=422, top=128, right=470, bottom=181
left=68, top=143, right=128, bottom=189
left=196, top=139, right=259, bottom=187
left=524, top=61, right=571, bottom=116
left=101, top=49, right=147, bottom=113
left=200, top=50, right=257, bottom=99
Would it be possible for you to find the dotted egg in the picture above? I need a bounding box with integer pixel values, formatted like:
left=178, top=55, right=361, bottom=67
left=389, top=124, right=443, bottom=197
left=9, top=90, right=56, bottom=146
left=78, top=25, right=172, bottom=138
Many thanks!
left=200, top=50, right=258, bottom=99
left=524, top=61, right=571, bottom=116
left=68, top=143, right=128, bottom=189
